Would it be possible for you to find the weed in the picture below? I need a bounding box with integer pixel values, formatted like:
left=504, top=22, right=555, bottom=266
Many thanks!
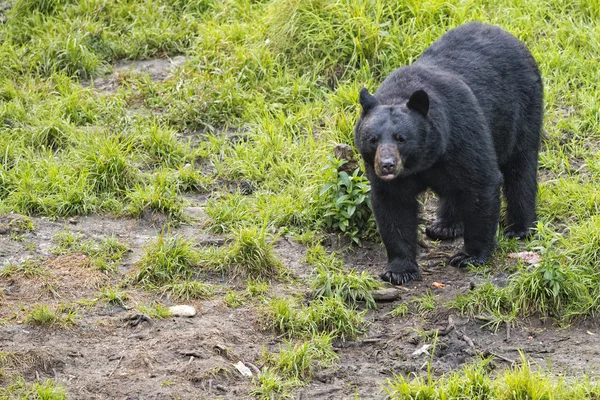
left=253, top=334, right=338, bottom=398
left=99, top=286, right=128, bottom=306
left=264, top=296, right=367, bottom=340
left=267, top=333, right=338, bottom=381
left=247, top=279, right=270, bottom=298
left=7, top=215, right=35, bottom=232
left=135, top=234, right=199, bottom=286
left=310, top=262, right=382, bottom=309
left=0, top=259, right=45, bottom=278
left=224, top=290, right=245, bottom=308
left=161, top=280, right=214, bottom=301
left=0, top=375, right=66, bottom=400
left=251, top=368, right=295, bottom=399
left=388, top=303, right=409, bottom=317
left=411, top=291, right=436, bottom=315
left=24, top=304, right=77, bottom=326
left=136, top=302, right=172, bottom=319
left=224, top=225, right=284, bottom=279
left=320, top=157, right=375, bottom=244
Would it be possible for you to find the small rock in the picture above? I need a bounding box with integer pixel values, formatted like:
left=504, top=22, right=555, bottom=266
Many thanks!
left=169, top=305, right=196, bottom=317
left=411, top=344, right=432, bottom=357
left=234, top=361, right=253, bottom=377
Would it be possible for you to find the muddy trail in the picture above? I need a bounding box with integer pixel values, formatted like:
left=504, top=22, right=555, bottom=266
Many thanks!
left=2, top=193, right=600, bottom=400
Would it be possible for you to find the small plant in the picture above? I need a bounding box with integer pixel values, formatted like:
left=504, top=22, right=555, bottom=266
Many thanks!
left=225, top=225, right=284, bottom=279
left=135, top=234, right=199, bottom=286
left=309, top=258, right=382, bottom=309
left=388, top=303, right=409, bottom=317
left=251, top=368, right=295, bottom=400
left=24, top=304, right=77, bottom=326
left=0, top=259, right=45, bottom=278
left=224, top=290, right=245, bottom=308
left=264, top=296, right=367, bottom=340
left=7, top=215, right=35, bottom=233
left=267, top=333, right=338, bottom=381
left=161, top=280, right=214, bottom=300
left=320, top=156, right=375, bottom=244
left=52, top=227, right=85, bottom=255
left=136, top=302, right=171, bottom=319
left=247, top=279, right=270, bottom=298
left=0, top=375, right=67, bottom=400
left=99, top=286, right=128, bottom=306
left=411, top=291, right=436, bottom=315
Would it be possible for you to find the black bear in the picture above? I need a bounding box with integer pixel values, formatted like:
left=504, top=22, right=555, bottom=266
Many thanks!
left=354, top=22, right=543, bottom=285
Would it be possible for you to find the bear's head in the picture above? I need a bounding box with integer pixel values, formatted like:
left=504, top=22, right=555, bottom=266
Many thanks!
left=354, top=88, right=431, bottom=181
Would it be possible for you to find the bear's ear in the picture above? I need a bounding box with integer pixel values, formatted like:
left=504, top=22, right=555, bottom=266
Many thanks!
left=359, top=88, right=379, bottom=114
left=407, top=89, right=429, bottom=117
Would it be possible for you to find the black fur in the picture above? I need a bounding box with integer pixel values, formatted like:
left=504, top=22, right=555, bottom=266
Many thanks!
left=354, top=23, right=543, bottom=285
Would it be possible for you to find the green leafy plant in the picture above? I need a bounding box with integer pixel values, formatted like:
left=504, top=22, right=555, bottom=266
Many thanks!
left=320, top=156, right=375, bottom=243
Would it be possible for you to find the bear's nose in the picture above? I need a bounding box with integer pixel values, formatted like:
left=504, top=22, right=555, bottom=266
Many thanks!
left=380, top=159, right=396, bottom=174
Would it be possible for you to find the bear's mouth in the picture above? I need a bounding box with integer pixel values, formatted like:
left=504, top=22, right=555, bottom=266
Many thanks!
left=378, top=173, right=398, bottom=181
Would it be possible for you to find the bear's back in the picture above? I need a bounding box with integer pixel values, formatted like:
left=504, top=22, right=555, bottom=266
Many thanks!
left=416, top=22, right=542, bottom=164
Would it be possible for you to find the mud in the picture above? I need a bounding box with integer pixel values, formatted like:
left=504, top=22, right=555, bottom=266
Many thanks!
left=2, top=198, right=600, bottom=400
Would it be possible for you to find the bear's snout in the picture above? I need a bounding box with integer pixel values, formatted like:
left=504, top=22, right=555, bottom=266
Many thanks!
left=375, top=143, right=402, bottom=180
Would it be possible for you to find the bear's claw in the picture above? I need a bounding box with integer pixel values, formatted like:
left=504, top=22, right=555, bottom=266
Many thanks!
left=426, top=221, right=464, bottom=240
left=380, top=270, right=422, bottom=285
left=449, top=252, right=488, bottom=268
left=504, top=227, right=529, bottom=240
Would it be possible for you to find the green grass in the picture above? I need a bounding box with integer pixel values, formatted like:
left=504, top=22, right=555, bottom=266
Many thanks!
left=52, top=228, right=129, bottom=272
left=136, top=302, right=172, bottom=319
left=0, top=375, right=66, bottom=400
left=264, top=296, right=367, bottom=341
left=252, top=333, right=338, bottom=399
left=135, top=233, right=199, bottom=286
left=384, top=354, right=600, bottom=399
left=24, top=304, right=78, bottom=326
left=307, top=244, right=382, bottom=309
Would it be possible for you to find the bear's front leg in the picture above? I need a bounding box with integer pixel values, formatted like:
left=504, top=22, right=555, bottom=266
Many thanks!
left=370, top=180, right=422, bottom=285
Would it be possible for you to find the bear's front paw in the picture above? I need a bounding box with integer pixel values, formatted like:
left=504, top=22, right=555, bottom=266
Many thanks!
left=380, top=259, right=422, bottom=285
left=426, top=220, right=464, bottom=240
left=449, top=252, right=489, bottom=268
left=504, top=227, right=530, bottom=240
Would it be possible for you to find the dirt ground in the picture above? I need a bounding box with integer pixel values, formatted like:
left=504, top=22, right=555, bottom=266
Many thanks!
left=2, top=196, right=600, bottom=400
left=2, top=59, right=600, bottom=400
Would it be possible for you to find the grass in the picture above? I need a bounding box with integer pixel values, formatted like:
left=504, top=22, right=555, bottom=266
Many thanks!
left=52, top=228, right=129, bottom=272
left=252, top=333, right=338, bottom=399
left=264, top=296, right=367, bottom=341
left=24, top=304, right=77, bottom=326
left=136, top=302, right=172, bottom=319
left=307, top=244, right=382, bottom=309
left=0, top=375, right=66, bottom=400
left=99, top=286, right=129, bottom=306
left=135, top=233, right=199, bottom=286
left=384, top=354, right=600, bottom=399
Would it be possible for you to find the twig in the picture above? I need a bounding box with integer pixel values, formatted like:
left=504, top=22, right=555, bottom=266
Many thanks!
left=108, top=355, right=124, bottom=377
left=483, top=350, right=516, bottom=365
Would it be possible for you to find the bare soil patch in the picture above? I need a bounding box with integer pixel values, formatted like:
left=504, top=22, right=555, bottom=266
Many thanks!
left=2, top=197, right=600, bottom=399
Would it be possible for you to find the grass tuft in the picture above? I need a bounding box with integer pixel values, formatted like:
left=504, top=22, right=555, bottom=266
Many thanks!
left=135, top=234, right=199, bottom=287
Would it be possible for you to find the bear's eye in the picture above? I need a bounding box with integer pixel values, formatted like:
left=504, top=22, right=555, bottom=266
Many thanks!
left=393, top=133, right=406, bottom=143
left=368, top=136, right=379, bottom=144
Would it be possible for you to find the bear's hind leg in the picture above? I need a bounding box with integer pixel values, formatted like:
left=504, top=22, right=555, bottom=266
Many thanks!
left=426, top=196, right=464, bottom=240
left=449, top=183, right=501, bottom=268
left=502, top=150, right=538, bottom=239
